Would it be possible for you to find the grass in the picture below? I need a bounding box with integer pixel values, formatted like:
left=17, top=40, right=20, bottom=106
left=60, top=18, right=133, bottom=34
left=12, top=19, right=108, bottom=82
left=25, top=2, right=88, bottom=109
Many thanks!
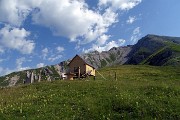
left=164, top=41, right=180, bottom=52
left=100, top=59, right=107, bottom=67
left=136, top=47, right=151, bottom=56
left=140, top=47, right=168, bottom=65
left=110, top=53, right=116, bottom=62
left=0, top=65, right=179, bottom=119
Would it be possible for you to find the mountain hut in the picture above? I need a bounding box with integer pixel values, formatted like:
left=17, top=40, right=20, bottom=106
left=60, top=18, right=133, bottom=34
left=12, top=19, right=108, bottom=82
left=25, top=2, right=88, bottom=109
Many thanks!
left=66, top=54, right=96, bottom=80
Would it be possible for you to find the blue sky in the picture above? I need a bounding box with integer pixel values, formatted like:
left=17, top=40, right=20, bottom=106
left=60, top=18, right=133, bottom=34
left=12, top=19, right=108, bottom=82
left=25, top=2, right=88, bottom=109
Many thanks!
left=0, top=0, right=180, bottom=76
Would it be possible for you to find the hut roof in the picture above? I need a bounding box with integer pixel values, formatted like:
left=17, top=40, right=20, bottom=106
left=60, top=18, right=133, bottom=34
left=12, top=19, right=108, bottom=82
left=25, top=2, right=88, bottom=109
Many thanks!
left=68, top=54, right=96, bottom=69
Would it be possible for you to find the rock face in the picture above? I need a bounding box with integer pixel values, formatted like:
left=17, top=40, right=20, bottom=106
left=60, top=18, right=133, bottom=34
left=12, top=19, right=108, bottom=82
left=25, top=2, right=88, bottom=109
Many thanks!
left=80, top=46, right=132, bottom=69
left=25, top=71, right=31, bottom=84
left=25, top=71, right=36, bottom=84
left=0, top=34, right=179, bottom=87
left=31, top=72, right=34, bottom=83
left=8, top=75, right=20, bottom=87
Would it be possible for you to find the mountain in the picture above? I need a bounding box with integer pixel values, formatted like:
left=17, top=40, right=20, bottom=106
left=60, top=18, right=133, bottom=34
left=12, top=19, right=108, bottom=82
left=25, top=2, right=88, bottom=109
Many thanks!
left=0, top=34, right=180, bottom=87
left=81, top=34, right=180, bottom=67
left=80, top=45, right=132, bottom=69
left=126, top=34, right=180, bottom=66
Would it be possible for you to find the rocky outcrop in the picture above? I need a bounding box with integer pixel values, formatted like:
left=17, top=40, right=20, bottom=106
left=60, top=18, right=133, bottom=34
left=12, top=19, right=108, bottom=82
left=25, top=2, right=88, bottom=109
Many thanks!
left=80, top=46, right=132, bottom=69
left=9, top=75, right=20, bottom=87
left=25, top=71, right=31, bottom=84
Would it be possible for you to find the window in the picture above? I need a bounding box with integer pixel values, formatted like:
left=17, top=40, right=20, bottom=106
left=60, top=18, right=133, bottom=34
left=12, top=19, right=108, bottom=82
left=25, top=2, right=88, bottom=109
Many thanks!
left=74, top=67, right=79, bottom=72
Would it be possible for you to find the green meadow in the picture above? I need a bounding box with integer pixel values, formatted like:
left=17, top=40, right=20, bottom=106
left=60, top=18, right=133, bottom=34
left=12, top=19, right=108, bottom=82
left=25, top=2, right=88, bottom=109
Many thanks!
left=0, top=65, right=179, bottom=119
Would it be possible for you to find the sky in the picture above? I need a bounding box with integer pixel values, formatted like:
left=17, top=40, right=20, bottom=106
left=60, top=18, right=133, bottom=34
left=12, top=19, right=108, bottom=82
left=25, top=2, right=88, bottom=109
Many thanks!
left=0, top=0, right=180, bottom=76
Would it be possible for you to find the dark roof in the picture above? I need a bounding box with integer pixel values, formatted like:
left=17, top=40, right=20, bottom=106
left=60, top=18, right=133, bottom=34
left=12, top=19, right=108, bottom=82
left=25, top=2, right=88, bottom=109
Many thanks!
left=68, top=54, right=95, bottom=69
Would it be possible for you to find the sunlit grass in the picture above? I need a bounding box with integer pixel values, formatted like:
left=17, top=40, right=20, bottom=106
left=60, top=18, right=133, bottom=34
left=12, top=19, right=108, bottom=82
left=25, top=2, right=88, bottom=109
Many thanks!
left=0, top=65, right=179, bottom=119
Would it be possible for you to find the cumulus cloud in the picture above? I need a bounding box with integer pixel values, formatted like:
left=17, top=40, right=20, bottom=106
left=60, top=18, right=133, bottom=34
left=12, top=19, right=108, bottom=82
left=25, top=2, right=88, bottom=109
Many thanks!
left=0, top=0, right=43, bottom=26
left=0, top=46, right=4, bottom=54
left=36, top=63, right=45, bottom=68
left=16, top=57, right=26, bottom=69
left=41, top=46, right=64, bottom=62
left=0, top=57, right=8, bottom=63
left=126, top=16, right=136, bottom=24
left=131, top=27, right=141, bottom=43
left=98, top=0, right=142, bottom=11
left=0, top=59, right=4, bottom=63
left=0, top=57, right=30, bottom=76
left=41, top=48, right=49, bottom=59
left=0, top=67, right=13, bottom=76
left=0, top=0, right=115, bottom=44
left=16, top=57, right=30, bottom=71
left=32, top=0, right=94, bottom=41
left=0, top=25, right=35, bottom=54
left=56, top=46, right=65, bottom=53
left=84, top=39, right=126, bottom=53
left=32, top=0, right=118, bottom=44
left=97, top=34, right=111, bottom=45
left=0, top=0, right=142, bottom=46
left=48, top=55, right=63, bottom=62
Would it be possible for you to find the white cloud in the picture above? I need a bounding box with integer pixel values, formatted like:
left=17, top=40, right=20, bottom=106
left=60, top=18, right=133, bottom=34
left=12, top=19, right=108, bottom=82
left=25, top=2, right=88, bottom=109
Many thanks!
left=16, top=57, right=30, bottom=71
left=36, top=63, right=45, bottom=68
left=16, top=57, right=25, bottom=69
left=0, top=25, right=35, bottom=54
left=56, top=46, right=64, bottom=53
left=0, top=67, right=13, bottom=76
left=42, top=48, right=49, bottom=59
left=32, top=0, right=99, bottom=41
left=0, top=57, right=8, bottom=63
left=99, top=0, right=142, bottom=11
left=84, top=39, right=126, bottom=53
left=0, top=57, right=30, bottom=76
left=0, top=0, right=119, bottom=44
left=41, top=46, right=64, bottom=61
left=0, top=0, right=43, bottom=26
left=48, top=55, right=62, bottom=62
left=0, top=59, right=4, bottom=63
left=97, top=34, right=110, bottom=45
left=0, top=0, right=142, bottom=46
left=32, top=0, right=118, bottom=44
left=126, top=16, right=136, bottom=24
left=130, top=27, right=141, bottom=43
left=118, top=39, right=126, bottom=45
left=0, top=0, right=101, bottom=43
left=0, top=46, right=4, bottom=54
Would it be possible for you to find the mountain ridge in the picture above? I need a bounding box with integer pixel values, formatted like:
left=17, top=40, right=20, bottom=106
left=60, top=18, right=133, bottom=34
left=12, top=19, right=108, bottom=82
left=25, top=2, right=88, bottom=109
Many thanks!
left=0, top=34, right=180, bottom=87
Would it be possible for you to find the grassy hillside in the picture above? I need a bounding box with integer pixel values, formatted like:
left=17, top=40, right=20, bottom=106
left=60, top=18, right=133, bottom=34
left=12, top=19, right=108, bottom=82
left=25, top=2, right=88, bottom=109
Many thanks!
left=0, top=65, right=179, bottom=119
left=126, top=34, right=180, bottom=66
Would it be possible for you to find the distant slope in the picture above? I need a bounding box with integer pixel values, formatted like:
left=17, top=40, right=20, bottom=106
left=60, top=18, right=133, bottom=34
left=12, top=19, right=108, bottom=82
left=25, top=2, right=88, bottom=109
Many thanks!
left=126, top=34, right=180, bottom=66
left=0, top=34, right=180, bottom=87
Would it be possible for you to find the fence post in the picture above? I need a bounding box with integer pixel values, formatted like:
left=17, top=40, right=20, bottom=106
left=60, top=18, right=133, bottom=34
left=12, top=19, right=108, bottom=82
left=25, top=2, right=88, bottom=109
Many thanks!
left=109, top=71, right=110, bottom=80
left=78, top=67, right=80, bottom=79
left=115, top=72, right=117, bottom=81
